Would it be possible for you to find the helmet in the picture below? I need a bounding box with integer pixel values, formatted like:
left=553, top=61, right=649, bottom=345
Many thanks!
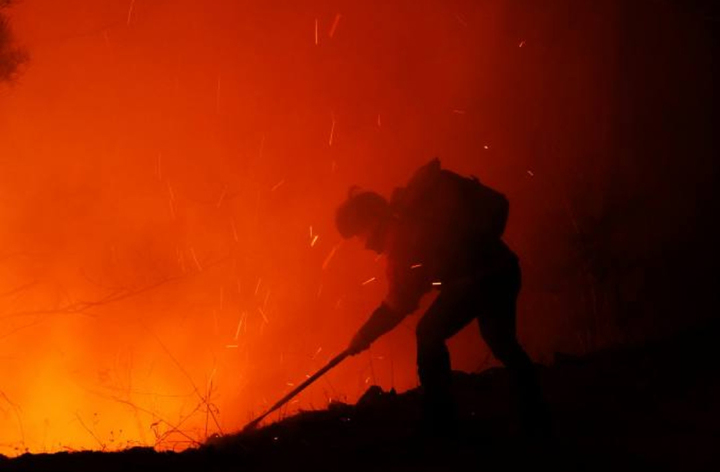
left=335, top=187, right=389, bottom=239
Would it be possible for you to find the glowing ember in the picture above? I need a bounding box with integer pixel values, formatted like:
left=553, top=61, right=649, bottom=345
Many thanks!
left=362, top=277, right=377, bottom=286
left=271, top=179, right=285, bottom=191
left=329, top=13, right=342, bottom=38
left=126, top=0, right=136, bottom=26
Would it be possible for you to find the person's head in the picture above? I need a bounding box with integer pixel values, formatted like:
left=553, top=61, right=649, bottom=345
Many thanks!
left=335, top=187, right=391, bottom=254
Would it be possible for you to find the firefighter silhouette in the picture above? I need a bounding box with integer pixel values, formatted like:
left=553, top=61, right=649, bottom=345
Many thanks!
left=336, top=158, right=548, bottom=434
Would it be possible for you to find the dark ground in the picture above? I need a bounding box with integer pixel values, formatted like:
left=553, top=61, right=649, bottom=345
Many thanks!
left=2, top=318, right=719, bottom=472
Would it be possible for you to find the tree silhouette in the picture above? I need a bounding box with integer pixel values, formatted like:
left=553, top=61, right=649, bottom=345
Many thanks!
left=0, top=0, right=25, bottom=83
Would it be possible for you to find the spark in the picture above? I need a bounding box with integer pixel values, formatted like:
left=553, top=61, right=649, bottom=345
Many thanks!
left=126, top=0, right=136, bottom=26
left=432, top=281, right=442, bottom=286
left=230, top=218, right=239, bottom=242
left=259, top=307, right=269, bottom=324
left=255, top=278, right=262, bottom=295
left=329, top=115, right=336, bottom=146
left=519, top=40, right=526, bottom=48
left=314, top=19, right=319, bottom=45
left=234, top=313, right=245, bottom=340
left=216, top=184, right=228, bottom=207
left=377, top=113, right=382, bottom=127
left=311, top=235, right=319, bottom=247
left=286, top=382, right=295, bottom=387
left=365, top=377, right=371, bottom=384
left=527, top=170, right=535, bottom=177
left=167, top=182, right=176, bottom=219
left=226, top=344, right=239, bottom=349
left=362, top=277, right=377, bottom=286
left=259, top=135, right=266, bottom=160
left=312, top=347, right=323, bottom=359
left=156, top=152, right=162, bottom=180
left=190, top=247, right=203, bottom=271
left=452, top=109, right=466, bottom=115
left=263, top=290, right=271, bottom=309
left=322, top=243, right=340, bottom=270
left=177, top=246, right=186, bottom=273
left=215, top=75, right=221, bottom=113
left=411, top=263, right=423, bottom=269
left=329, top=13, right=342, bottom=38
left=483, top=145, right=490, bottom=150
left=271, top=179, right=285, bottom=192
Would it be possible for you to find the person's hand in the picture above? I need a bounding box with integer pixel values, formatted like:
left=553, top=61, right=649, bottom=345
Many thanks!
left=347, top=331, right=372, bottom=356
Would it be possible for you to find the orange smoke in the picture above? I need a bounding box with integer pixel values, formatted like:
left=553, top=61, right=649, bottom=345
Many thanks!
left=0, top=0, right=639, bottom=455
left=0, top=0, right=497, bottom=454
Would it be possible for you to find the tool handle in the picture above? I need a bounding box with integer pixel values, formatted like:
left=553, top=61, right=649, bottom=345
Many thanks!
left=243, top=349, right=350, bottom=431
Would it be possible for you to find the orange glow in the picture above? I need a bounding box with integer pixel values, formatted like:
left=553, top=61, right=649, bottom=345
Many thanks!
left=0, top=0, right=625, bottom=456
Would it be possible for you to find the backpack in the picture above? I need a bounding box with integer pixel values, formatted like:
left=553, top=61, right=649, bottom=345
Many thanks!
left=390, top=158, right=509, bottom=242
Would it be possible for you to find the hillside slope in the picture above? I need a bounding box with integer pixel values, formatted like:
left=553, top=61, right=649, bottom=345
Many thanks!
left=2, top=320, right=719, bottom=472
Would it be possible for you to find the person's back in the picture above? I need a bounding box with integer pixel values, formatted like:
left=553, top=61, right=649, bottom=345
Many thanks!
left=386, top=158, right=516, bottom=285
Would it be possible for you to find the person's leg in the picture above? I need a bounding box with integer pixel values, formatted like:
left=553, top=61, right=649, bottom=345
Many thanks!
left=476, top=263, right=549, bottom=435
left=416, top=280, right=479, bottom=428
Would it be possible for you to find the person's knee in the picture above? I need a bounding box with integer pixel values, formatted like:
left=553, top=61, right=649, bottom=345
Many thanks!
left=416, top=317, right=444, bottom=351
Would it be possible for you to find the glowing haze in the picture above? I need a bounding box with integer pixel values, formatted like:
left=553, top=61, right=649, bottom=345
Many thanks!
left=5, top=0, right=702, bottom=456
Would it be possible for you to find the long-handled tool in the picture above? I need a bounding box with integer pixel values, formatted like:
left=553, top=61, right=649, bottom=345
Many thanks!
left=242, top=349, right=350, bottom=432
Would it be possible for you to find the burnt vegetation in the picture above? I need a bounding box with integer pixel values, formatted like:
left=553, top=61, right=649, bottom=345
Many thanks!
left=1, top=318, right=719, bottom=471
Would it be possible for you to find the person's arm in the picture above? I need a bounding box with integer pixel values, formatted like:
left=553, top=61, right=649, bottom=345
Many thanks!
left=347, top=256, right=431, bottom=355
left=347, top=303, right=406, bottom=355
